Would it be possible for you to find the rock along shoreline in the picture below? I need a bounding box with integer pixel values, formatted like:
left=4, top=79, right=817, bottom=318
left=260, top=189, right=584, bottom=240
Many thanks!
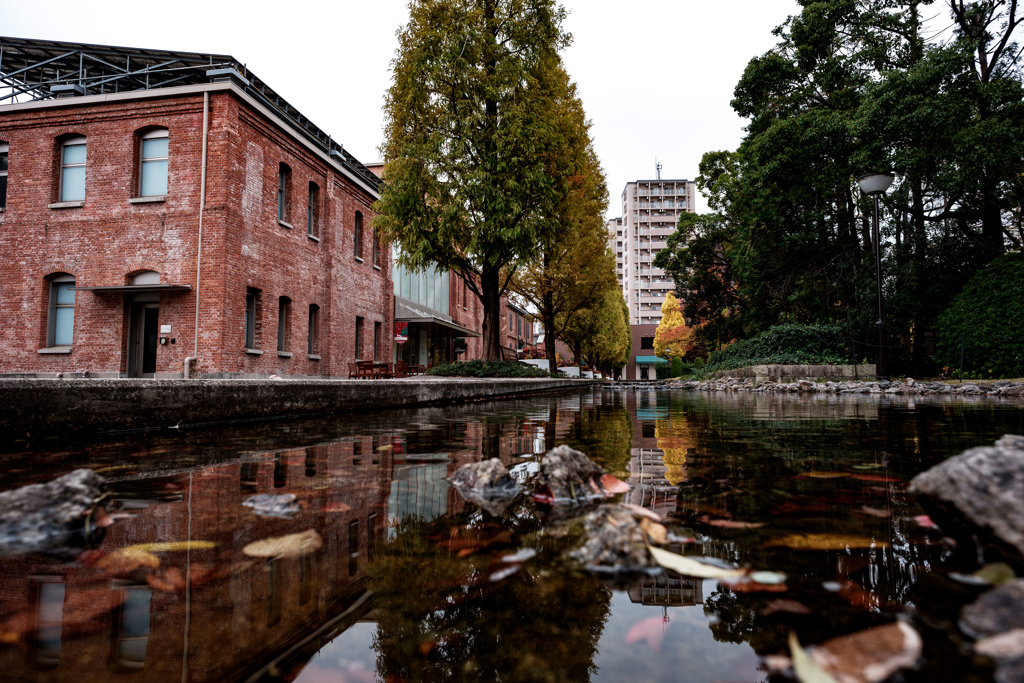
left=657, top=377, right=1024, bottom=396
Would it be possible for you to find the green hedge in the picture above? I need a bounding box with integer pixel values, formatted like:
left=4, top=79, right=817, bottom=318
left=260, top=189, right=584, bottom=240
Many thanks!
left=425, top=360, right=551, bottom=378
left=704, top=324, right=849, bottom=374
left=935, top=252, right=1024, bottom=378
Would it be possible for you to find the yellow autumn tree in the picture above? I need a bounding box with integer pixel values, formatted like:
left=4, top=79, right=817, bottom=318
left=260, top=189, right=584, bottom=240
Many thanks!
left=654, top=292, right=694, bottom=360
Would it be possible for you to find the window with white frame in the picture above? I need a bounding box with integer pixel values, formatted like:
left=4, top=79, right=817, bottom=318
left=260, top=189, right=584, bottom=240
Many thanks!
left=138, top=129, right=168, bottom=197
left=0, top=142, right=8, bottom=210
left=48, top=274, right=76, bottom=347
left=59, top=137, right=86, bottom=202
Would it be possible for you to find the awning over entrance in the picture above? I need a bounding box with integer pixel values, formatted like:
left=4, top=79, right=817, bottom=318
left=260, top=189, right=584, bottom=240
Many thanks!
left=635, top=355, right=669, bottom=365
left=395, top=299, right=480, bottom=338
left=75, top=284, right=192, bottom=294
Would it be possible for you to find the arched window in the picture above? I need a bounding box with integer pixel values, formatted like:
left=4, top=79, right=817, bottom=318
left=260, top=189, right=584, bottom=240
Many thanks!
left=59, top=136, right=86, bottom=202
left=277, top=163, right=291, bottom=224
left=47, top=273, right=76, bottom=347
left=354, top=211, right=363, bottom=259
left=138, top=129, right=168, bottom=197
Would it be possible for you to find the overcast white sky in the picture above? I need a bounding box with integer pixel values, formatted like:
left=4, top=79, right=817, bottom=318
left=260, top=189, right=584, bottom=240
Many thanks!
left=5, top=0, right=803, bottom=215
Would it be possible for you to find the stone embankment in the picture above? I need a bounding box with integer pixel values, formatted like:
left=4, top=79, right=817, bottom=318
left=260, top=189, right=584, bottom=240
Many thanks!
left=666, top=377, right=1024, bottom=396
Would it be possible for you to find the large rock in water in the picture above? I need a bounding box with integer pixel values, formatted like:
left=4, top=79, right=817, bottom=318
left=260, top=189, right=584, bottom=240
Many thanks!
left=909, top=435, right=1024, bottom=565
left=448, top=458, right=522, bottom=516
left=0, top=469, right=107, bottom=559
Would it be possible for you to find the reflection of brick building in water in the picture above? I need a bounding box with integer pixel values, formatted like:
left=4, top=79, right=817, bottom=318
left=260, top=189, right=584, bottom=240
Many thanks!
left=0, top=438, right=394, bottom=682
left=623, top=389, right=678, bottom=518
left=627, top=573, right=704, bottom=607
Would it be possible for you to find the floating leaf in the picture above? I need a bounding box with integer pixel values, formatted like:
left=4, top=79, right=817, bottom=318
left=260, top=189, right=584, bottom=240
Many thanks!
left=859, top=505, right=891, bottom=518
left=125, top=541, right=216, bottom=553
left=913, top=515, right=940, bottom=529
left=789, top=631, right=840, bottom=683
left=647, top=545, right=745, bottom=579
left=808, top=622, right=922, bottom=682
left=243, top=530, right=322, bottom=558
left=622, top=503, right=662, bottom=521
left=797, top=472, right=848, bottom=479
left=750, top=570, right=787, bottom=584
left=640, top=518, right=668, bottom=545
left=502, top=548, right=537, bottom=564
left=600, top=474, right=630, bottom=494
left=376, top=445, right=394, bottom=451
left=489, top=566, right=519, bottom=582
left=321, top=502, right=352, bottom=513
left=852, top=464, right=883, bottom=470
left=763, top=599, right=812, bottom=616
left=96, top=547, right=160, bottom=572
left=973, top=562, right=1016, bottom=586
left=765, top=534, right=886, bottom=551
left=703, top=516, right=765, bottom=529
left=849, top=473, right=901, bottom=483
left=625, top=615, right=668, bottom=652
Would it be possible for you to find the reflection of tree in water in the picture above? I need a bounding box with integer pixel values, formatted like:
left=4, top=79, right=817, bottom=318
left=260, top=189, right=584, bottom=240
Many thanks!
left=367, top=503, right=610, bottom=683
left=559, top=393, right=632, bottom=476
left=665, top=394, right=1024, bottom=656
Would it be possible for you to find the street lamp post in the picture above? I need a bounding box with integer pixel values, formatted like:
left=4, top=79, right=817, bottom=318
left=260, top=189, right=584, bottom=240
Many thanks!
left=857, top=172, right=895, bottom=382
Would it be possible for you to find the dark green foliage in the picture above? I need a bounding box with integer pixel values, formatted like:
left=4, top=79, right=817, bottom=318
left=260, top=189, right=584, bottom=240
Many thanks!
left=935, top=252, right=1024, bottom=378
left=656, top=357, right=686, bottom=380
left=704, top=324, right=850, bottom=374
left=426, top=360, right=550, bottom=378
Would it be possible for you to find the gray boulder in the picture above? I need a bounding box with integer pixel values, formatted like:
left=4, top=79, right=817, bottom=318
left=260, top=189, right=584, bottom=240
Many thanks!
left=961, top=579, right=1024, bottom=638
left=449, top=458, right=522, bottom=516
left=909, top=435, right=1024, bottom=565
left=570, top=504, right=653, bottom=571
left=0, top=469, right=107, bottom=559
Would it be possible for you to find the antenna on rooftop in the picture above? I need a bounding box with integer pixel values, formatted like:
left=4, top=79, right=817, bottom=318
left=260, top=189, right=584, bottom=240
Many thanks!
left=655, top=158, right=663, bottom=180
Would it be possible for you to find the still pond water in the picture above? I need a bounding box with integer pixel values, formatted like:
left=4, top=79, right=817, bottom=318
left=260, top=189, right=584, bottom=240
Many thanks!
left=2, top=388, right=1024, bottom=683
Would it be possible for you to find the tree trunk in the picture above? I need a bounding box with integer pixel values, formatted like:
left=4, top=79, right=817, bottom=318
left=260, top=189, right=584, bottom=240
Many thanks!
left=481, top=263, right=502, bottom=361
left=543, top=293, right=558, bottom=375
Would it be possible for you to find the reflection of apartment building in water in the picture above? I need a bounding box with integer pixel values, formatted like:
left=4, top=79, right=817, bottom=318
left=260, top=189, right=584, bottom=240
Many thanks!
left=623, top=389, right=682, bottom=518
left=627, top=573, right=704, bottom=607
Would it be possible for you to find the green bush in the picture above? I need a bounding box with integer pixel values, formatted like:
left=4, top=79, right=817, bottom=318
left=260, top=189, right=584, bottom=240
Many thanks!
left=935, top=252, right=1024, bottom=378
left=656, top=357, right=686, bottom=379
left=703, top=323, right=849, bottom=374
left=425, top=360, right=551, bottom=378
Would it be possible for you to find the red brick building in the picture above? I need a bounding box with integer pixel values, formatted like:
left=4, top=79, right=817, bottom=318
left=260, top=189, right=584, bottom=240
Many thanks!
left=0, top=38, right=391, bottom=378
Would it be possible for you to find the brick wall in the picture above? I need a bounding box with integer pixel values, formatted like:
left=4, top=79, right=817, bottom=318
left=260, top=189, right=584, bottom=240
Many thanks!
left=0, top=87, right=391, bottom=378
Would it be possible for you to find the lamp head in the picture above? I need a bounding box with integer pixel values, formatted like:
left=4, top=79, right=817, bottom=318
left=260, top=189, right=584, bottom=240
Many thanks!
left=857, top=173, right=895, bottom=195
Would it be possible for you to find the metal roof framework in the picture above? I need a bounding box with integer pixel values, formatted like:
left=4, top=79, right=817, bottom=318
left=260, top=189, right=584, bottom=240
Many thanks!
left=0, top=36, right=381, bottom=191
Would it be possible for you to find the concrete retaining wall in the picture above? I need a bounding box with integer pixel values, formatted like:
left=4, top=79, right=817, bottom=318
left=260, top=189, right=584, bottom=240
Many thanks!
left=712, top=364, right=876, bottom=384
left=0, top=377, right=598, bottom=437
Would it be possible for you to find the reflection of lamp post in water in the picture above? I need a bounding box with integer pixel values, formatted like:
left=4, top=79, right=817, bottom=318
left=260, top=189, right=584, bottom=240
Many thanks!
left=857, top=173, right=895, bottom=382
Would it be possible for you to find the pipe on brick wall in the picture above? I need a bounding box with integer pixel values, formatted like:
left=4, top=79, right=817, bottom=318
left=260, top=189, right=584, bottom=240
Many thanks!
left=187, top=92, right=210, bottom=380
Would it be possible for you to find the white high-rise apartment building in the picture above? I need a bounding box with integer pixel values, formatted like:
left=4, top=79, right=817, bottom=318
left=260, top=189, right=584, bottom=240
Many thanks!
left=608, top=174, right=697, bottom=325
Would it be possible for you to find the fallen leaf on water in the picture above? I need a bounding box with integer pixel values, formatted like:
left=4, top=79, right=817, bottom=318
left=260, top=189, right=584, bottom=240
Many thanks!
left=436, top=529, right=512, bottom=555
left=859, top=506, right=891, bottom=519
left=852, top=464, right=883, bottom=471
left=913, top=515, right=939, bottom=529
left=502, top=548, right=537, bottom=563
left=762, top=599, right=812, bottom=616
left=625, top=615, right=668, bottom=652
left=797, top=472, right=848, bottom=480
left=96, top=547, right=161, bottom=572
left=702, top=516, right=766, bottom=530
left=243, top=530, right=322, bottom=558
left=488, top=566, right=519, bottom=582
left=728, top=580, right=788, bottom=593
left=973, top=562, right=1016, bottom=586
left=647, top=545, right=745, bottom=580
left=975, top=629, right=1024, bottom=660
left=749, top=570, right=787, bottom=584
left=789, top=631, right=839, bottom=683
left=824, top=580, right=883, bottom=611
left=809, top=622, right=922, bottom=682
left=622, top=503, right=662, bottom=521
left=640, top=518, right=668, bottom=545
left=849, top=473, right=901, bottom=483
left=376, top=445, right=394, bottom=451
left=125, top=541, right=217, bottom=553
left=600, top=474, right=630, bottom=495
left=0, top=632, right=19, bottom=644
left=765, top=534, right=886, bottom=551
left=322, top=502, right=352, bottom=513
